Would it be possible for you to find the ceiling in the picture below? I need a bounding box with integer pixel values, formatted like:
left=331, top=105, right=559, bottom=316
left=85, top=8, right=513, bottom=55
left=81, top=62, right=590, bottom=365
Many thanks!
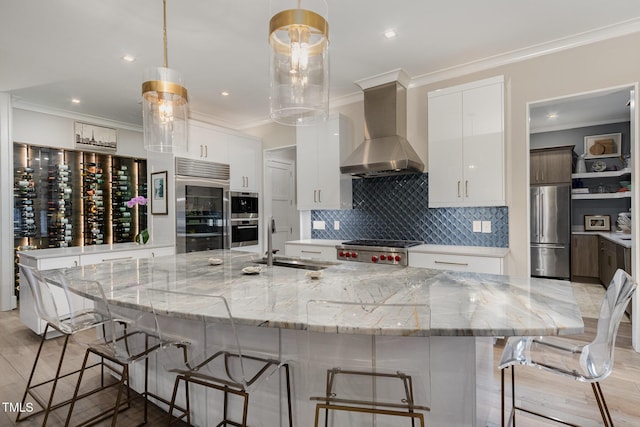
left=3, top=1, right=640, bottom=130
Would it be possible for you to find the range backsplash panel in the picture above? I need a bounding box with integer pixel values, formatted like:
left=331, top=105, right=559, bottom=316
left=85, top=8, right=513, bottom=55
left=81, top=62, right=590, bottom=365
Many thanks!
left=311, top=174, right=508, bottom=247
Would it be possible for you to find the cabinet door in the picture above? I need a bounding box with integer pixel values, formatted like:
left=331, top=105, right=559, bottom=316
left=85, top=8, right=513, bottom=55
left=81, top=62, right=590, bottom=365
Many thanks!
left=530, top=148, right=572, bottom=184
left=296, top=125, right=320, bottom=210
left=409, top=252, right=503, bottom=274
left=462, top=82, right=504, bottom=205
left=229, top=135, right=261, bottom=192
left=571, top=235, right=599, bottom=279
left=316, top=117, right=343, bottom=209
left=599, top=237, right=617, bottom=286
left=428, top=91, right=463, bottom=207
left=285, top=244, right=336, bottom=261
left=187, top=123, right=229, bottom=162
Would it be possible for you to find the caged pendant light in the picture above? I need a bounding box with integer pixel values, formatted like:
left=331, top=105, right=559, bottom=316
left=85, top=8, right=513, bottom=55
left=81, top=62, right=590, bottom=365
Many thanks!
left=269, top=0, right=329, bottom=126
left=142, top=0, right=188, bottom=152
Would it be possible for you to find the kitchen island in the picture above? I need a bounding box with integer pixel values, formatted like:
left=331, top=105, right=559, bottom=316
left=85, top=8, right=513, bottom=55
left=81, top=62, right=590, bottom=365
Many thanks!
left=38, top=249, right=583, bottom=427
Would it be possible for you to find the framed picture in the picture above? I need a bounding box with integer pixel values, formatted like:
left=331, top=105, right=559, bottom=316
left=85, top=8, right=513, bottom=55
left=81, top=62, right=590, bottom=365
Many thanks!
left=584, top=214, right=611, bottom=231
left=584, top=133, right=621, bottom=159
left=150, top=171, right=168, bottom=215
left=74, top=122, right=117, bottom=153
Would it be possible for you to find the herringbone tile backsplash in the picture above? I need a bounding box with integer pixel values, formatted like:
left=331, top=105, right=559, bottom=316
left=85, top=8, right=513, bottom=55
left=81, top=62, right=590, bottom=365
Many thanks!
left=311, top=174, right=508, bottom=247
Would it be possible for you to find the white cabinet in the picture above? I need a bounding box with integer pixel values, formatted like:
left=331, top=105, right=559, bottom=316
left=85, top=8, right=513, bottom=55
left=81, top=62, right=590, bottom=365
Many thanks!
left=296, top=114, right=352, bottom=210
left=285, top=242, right=337, bottom=261
left=186, top=121, right=229, bottom=162
left=228, top=134, right=261, bottom=192
left=428, top=76, right=505, bottom=207
left=409, top=252, right=503, bottom=274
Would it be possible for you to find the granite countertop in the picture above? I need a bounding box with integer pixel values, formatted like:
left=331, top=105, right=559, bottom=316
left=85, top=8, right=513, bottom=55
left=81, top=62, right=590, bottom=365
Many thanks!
left=45, top=250, right=583, bottom=338
left=17, top=242, right=174, bottom=259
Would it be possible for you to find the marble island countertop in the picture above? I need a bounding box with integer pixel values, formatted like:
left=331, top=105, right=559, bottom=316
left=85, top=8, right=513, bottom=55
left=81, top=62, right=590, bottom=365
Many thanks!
left=47, top=250, right=583, bottom=338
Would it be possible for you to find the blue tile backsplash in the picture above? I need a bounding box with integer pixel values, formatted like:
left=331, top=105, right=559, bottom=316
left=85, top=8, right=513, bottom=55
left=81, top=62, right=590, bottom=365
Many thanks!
left=311, top=173, right=508, bottom=247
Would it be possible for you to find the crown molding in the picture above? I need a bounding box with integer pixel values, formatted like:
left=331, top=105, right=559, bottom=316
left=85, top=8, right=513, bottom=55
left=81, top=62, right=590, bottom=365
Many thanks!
left=410, top=17, right=640, bottom=89
left=11, top=99, right=143, bottom=132
left=530, top=117, right=630, bottom=134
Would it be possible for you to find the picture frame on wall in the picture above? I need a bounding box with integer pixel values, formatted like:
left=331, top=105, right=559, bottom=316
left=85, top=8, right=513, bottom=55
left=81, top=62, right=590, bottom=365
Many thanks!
left=151, top=171, right=168, bottom=215
left=584, top=133, right=621, bottom=159
left=74, top=122, right=117, bottom=153
left=584, top=214, right=611, bottom=231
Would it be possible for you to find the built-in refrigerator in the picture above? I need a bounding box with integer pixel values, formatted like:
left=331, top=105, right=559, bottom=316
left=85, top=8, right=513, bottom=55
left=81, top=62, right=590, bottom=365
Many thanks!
left=530, top=184, right=571, bottom=279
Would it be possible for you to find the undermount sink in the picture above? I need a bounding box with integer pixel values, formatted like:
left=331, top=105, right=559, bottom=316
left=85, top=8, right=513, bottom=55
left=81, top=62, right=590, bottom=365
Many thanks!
left=255, top=256, right=340, bottom=271
left=618, top=236, right=632, bottom=240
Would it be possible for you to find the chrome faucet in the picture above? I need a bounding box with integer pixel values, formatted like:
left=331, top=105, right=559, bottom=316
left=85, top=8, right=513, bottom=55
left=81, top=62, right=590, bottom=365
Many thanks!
left=267, top=217, right=276, bottom=267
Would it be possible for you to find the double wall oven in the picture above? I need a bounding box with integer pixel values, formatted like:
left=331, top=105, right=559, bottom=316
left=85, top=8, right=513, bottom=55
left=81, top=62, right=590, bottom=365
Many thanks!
left=230, top=191, right=259, bottom=247
left=175, top=158, right=230, bottom=253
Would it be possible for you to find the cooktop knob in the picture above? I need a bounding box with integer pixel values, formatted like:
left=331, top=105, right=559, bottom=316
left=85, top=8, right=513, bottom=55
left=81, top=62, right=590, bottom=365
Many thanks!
left=351, top=252, right=358, bottom=258
left=339, top=251, right=345, bottom=257
left=345, top=252, right=351, bottom=258
left=371, top=255, right=378, bottom=263
left=380, top=254, right=386, bottom=260
left=395, top=255, right=401, bottom=262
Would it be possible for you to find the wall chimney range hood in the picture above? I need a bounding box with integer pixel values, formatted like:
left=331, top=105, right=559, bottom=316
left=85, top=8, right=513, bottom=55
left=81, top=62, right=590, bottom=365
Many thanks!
left=340, top=69, right=424, bottom=178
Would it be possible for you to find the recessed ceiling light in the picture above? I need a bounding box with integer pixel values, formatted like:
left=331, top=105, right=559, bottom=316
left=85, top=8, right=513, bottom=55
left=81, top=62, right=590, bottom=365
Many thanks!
left=121, top=55, right=136, bottom=63
left=220, top=91, right=230, bottom=97
left=547, top=112, right=558, bottom=119
left=71, top=98, right=81, bottom=104
left=384, top=29, right=397, bottom=39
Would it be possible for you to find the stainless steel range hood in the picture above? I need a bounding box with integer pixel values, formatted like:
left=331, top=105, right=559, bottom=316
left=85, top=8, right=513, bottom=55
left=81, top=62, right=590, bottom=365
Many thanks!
left=340, top=74, right=424, bottom=178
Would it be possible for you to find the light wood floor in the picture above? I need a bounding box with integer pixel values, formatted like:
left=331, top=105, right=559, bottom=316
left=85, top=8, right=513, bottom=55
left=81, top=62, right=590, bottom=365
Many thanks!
left=0, top=281, right=638, bottom=427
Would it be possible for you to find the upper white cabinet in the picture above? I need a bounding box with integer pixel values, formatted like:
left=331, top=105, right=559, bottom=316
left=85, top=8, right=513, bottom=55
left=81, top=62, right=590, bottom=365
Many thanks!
left=228, top=134, right=261, bottom=192
left=428, top=76, right=505, bottom=207
left=186, top=121, right=229, bottom=162
left=296, top=114, right=352, bottom=210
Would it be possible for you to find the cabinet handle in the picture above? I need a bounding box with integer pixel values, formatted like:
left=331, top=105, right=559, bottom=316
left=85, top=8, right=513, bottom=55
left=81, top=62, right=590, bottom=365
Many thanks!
left=318, top=189, right=321, bottom=203
left=434, top=260, right=469, bottom=266
left=313, top=190, right=317, bottom=203
left=74, top=260, right=78, bottom=267
left=457, top=181, right=461, bottom=198
left=465, top=180, right=469, bottom=197
left=301, top=250, right=322, bottom=254
left=205, top=145, right=208, bottom=158
left=102, top=256, right=133, bottom=262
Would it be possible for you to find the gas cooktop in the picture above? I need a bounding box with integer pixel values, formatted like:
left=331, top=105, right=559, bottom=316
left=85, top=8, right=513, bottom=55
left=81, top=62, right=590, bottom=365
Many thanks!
left=335, top=240, right=423, bottom=266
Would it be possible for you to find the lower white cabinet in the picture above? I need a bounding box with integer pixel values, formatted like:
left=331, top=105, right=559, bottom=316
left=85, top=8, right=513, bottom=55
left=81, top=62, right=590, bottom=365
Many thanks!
left=18, top=244, right=174, bottom=336
left=409, top=252, right=503, bottom=274
left=285, top=243, right=337, bottom=261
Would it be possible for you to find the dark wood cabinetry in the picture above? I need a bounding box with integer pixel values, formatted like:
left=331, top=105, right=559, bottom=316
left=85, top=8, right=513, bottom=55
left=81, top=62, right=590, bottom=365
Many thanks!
left=530, top=145, right=573, bottom=185
left=571, top=234, right=599, bottom=280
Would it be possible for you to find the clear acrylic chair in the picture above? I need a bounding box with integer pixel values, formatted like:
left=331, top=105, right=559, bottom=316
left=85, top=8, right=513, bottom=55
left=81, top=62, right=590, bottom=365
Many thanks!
left=150, top=289, right=293, bottom=427
left=306, top=300, right=431, bottom=427
left=16, top=264, right=112, bottom=426
left=62, top=277, right=187, bottom=427
left=499, top=268, right=636, bottom=427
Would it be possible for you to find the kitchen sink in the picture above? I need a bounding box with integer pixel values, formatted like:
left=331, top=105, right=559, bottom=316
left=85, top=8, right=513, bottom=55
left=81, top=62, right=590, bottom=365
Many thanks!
left=618, top=236, right=632, bottom=240
left=255, top=256, right=340, bottom=271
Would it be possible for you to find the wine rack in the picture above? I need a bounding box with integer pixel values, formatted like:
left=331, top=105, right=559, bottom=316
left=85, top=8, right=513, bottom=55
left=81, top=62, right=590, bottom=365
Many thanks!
left=14, top=167, right=37, bottom=238
left=47, top=164, right=73, bottom=248
left=112, top=163, right=132, bottom=243
left=82, top=160, right=106, bottom=245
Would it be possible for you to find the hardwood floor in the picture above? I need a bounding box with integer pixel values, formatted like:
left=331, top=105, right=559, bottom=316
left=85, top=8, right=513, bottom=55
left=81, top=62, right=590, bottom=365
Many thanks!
left=0, top=280, right=638, bottom=426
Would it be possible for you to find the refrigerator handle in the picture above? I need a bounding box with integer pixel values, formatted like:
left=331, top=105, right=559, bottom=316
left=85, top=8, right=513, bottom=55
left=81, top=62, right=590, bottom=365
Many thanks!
left=540, top=192, right=544, bottom=239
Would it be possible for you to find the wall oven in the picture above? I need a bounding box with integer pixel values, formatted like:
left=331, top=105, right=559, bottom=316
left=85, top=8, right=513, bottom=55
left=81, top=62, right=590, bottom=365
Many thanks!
left=175, top=158, right=230, bottom=253
left=230, top=191, right=259, bottom=247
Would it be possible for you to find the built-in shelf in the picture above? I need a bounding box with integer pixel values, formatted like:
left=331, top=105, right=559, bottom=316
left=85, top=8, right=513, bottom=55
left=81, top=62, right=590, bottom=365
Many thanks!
left=571, top=168, right=631, bottom=179
left=572, top=192, right=632, bottom=200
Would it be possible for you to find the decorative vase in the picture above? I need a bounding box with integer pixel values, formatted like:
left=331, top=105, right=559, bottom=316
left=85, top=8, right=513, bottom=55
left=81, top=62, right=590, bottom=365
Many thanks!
left=576, top=153, right=587, bottom=174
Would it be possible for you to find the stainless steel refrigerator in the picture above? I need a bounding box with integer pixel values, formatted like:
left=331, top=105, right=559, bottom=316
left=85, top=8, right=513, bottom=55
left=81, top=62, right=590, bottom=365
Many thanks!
left=530, top=184, right=571, bottom=279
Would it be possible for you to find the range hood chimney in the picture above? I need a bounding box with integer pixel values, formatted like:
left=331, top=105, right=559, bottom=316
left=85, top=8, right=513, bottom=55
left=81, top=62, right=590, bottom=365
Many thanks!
left=340, top=69, right=424, bottom=178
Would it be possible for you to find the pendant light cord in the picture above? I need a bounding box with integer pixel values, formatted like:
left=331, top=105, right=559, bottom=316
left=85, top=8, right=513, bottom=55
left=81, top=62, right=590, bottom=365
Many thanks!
left=163, top=0, right=168, bottom=68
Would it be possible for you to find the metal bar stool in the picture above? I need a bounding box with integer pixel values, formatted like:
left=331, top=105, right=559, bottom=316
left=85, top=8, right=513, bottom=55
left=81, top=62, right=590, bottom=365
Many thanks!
left=152, top=290, right=294, bottom=427
left=306, top=300, right=430, bottom=427
left=16, top=264, right=112, bottom=426
left=499, top=269, right=636, bottom=427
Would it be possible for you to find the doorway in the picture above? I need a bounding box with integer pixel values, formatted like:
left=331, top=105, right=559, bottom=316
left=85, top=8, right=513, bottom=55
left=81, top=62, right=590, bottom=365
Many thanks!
left=263, top=146, right=299, bottom=254
left=527, top=84, right=639, bottom=351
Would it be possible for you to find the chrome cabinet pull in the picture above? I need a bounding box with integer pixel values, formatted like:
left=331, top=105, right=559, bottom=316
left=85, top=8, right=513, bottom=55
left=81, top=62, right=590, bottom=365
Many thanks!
left=205, top=145, right=208, bottom=158
left=102, top=256, right=133, bottom=262
left=465, top=180, right=469, bottom=197
left=318, top=189, right=321, bottom=203
left=457, top=181, right=461, bottom=198
left=313, top=190, right=317, bottom=203
left=434, top=260, right=469, bottom=266
left=301, top=250, right=322, bottom=254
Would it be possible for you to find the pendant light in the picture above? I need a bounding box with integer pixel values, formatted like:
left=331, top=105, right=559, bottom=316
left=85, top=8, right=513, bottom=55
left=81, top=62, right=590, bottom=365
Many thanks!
left=142, top=0, right=188, bottom=152
left=269, top=0, right=329, bottom=126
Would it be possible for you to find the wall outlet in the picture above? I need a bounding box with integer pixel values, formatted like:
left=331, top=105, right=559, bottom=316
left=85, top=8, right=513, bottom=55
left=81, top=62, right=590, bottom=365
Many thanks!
left=482, top=221, right=492, bottom=233
left=312, top=220, right=326, bottom=230
left=472, top=221, right=482, bottom=233
left=334, top=220, right=340, bottom=230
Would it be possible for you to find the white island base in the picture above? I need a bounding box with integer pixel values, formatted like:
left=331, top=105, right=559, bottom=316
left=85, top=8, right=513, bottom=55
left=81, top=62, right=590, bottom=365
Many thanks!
left=130, top=321, right=494, bottom=427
